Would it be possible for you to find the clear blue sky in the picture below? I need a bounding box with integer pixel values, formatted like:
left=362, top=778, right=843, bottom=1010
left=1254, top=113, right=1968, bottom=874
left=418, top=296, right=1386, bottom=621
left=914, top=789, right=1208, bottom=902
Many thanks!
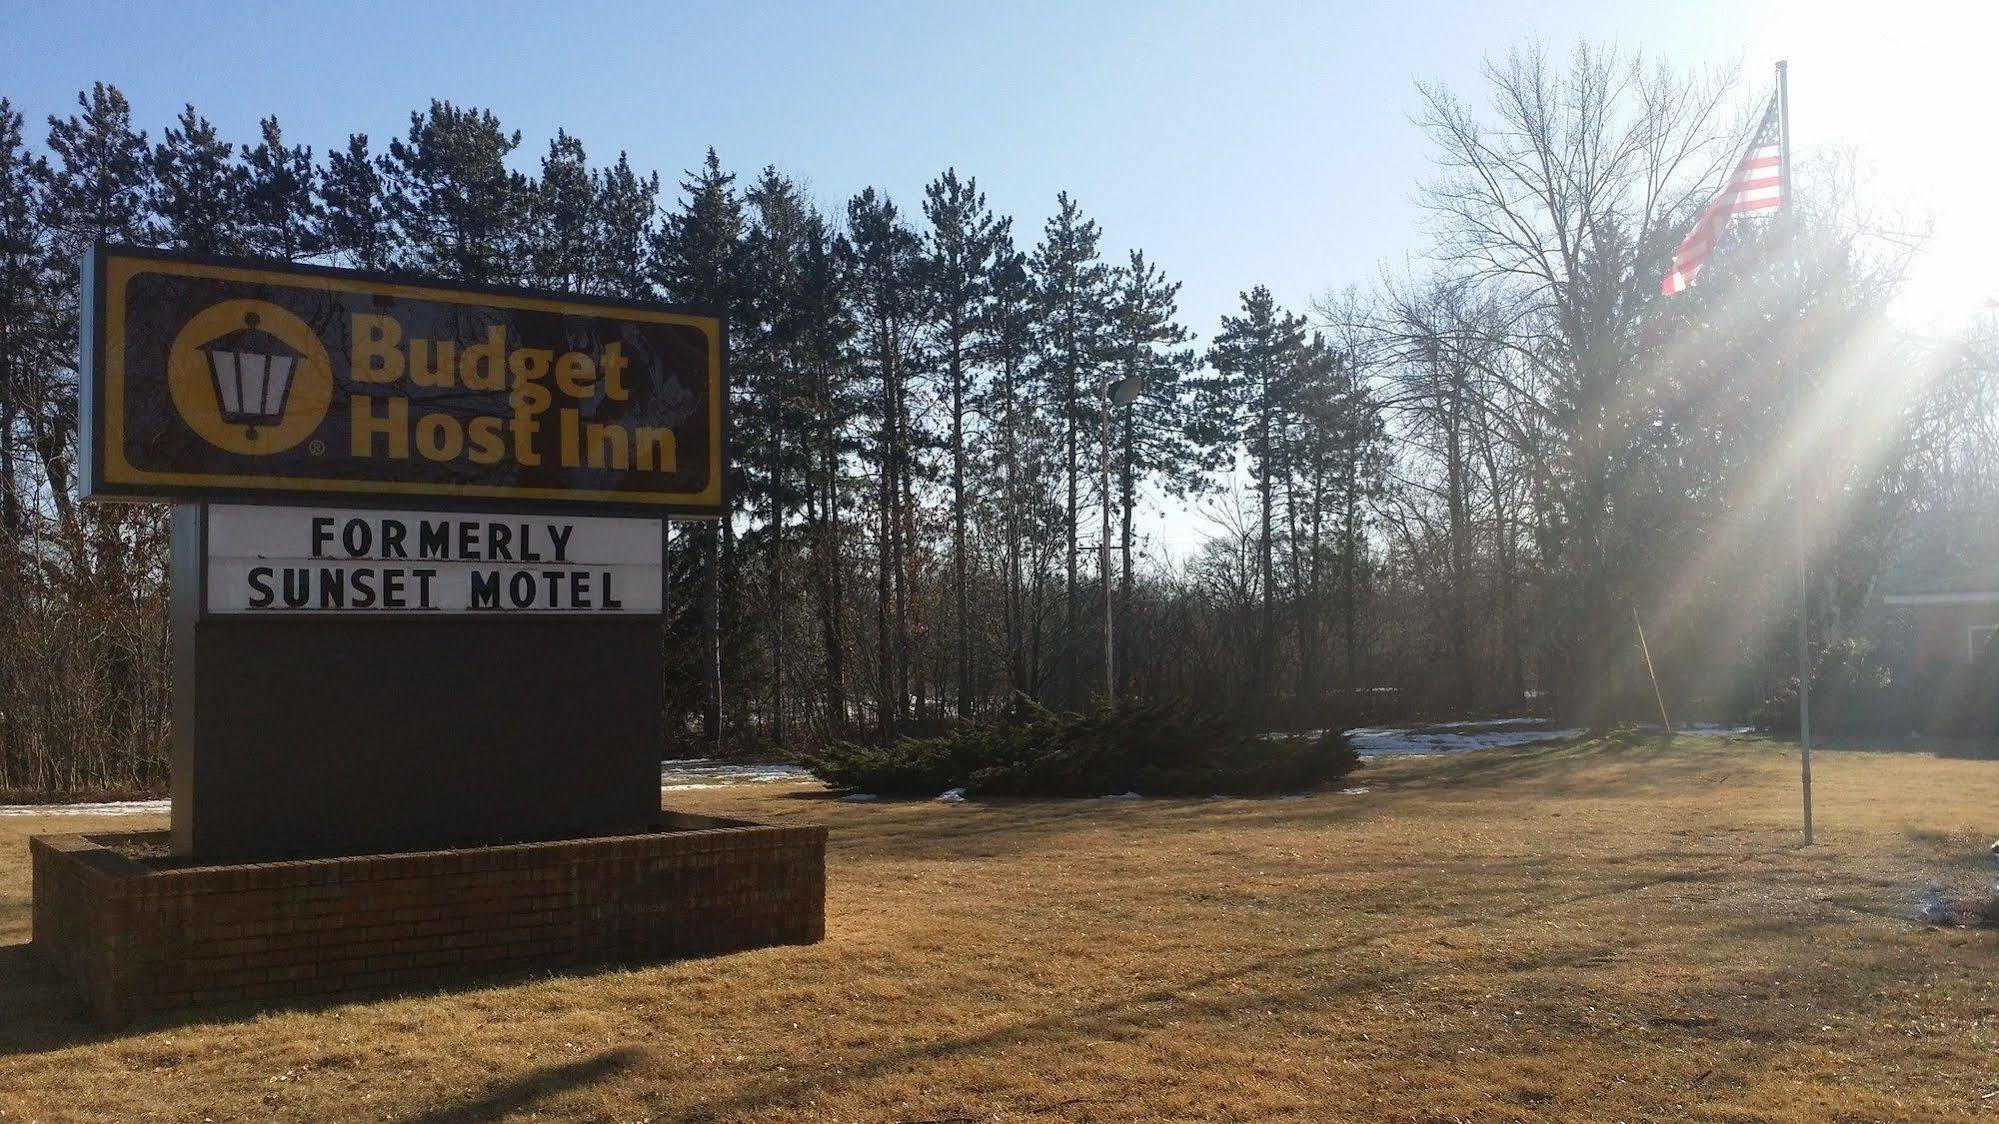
left=7, top=0, right=1790, bottom=338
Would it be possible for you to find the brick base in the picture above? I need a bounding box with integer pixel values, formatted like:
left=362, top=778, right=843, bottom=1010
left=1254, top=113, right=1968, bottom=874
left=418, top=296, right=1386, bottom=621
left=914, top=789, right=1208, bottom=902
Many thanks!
left=30, top=814, right=825, bottom=1024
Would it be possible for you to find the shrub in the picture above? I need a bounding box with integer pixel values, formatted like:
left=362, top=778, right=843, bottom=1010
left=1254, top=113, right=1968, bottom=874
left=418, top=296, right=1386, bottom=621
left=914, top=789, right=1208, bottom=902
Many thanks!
left=1752, top=637, right=1899, bottom=735
left=800, top=697, right=1362, bottom=798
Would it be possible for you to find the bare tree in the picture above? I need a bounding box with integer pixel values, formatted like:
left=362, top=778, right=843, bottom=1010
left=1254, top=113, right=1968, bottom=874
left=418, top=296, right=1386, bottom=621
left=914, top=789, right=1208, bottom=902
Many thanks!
left=1412, top=42, right=1747, bottom=719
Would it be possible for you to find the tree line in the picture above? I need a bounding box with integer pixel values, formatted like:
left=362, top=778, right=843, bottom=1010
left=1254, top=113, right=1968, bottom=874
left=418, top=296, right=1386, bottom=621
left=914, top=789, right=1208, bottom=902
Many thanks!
left=1, top=44, right=1991, bottom=792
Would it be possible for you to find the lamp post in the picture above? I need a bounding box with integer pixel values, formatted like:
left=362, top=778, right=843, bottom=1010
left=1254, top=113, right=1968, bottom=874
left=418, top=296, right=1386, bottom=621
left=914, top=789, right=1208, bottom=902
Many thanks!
left=1100, top=373, right=1145, bottom=701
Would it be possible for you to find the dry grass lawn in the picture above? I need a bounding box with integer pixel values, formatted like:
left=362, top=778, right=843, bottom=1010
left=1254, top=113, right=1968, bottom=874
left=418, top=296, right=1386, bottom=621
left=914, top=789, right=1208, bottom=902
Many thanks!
left=2, top=733, right=1997, bottom=1122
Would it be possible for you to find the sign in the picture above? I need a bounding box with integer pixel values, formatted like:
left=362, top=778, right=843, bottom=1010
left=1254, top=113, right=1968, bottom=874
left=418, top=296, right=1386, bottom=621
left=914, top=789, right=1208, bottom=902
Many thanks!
left=77, top=249, right=706, bottom=860
left=204, top=504, right=662, bottom=615
left=81, top=245, right=725, bottom=514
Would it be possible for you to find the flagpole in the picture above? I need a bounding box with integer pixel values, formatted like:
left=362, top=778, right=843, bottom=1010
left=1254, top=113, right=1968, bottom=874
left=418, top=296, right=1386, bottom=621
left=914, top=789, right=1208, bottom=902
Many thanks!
left=1778, top=59, right=1814, bottom=845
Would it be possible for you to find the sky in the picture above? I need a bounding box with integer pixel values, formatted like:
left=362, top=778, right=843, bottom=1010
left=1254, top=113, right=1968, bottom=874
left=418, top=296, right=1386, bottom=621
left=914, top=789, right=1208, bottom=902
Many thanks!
left=5, top=0, right=1994, bottom=551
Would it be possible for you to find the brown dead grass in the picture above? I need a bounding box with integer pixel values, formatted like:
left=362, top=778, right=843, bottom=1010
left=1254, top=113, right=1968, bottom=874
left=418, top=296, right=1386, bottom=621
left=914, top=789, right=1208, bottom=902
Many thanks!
left=2, top=734, right=1998, bottom=1122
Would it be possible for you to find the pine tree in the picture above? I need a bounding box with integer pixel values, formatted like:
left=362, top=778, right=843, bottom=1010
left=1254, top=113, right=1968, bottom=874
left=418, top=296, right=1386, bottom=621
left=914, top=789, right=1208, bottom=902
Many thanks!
left=1281, top=335, right=1382, bottom=706
left=742, top=167, right=819, bottom=744
left=1104, top=250, right=1199, bottom=694
left=1197, top=285, right=1308, bottom=702
left=1030, top=192, right=1112, bottom=703
left=652, top=148, right=746, bottom=747
left=526, top=130, right=594, bottom=291
left=1310, top=292, right=1390, bottom=692
left=921, top=168, right=1008, bottom=719
left=794, top=215, right=859, bottom=733
left=383, top=101, right=525, bottom=283
left=240, top=116, right=325, bottom=261
left=979, top=242, right=1047, bottom=695
left=40, top=84, right=150, bottom=258
left=149, top=104, right=246, bottom=254
left=651, top=148, right=742, bottom=309
left=36, top=83, right=152, bottom=526
left=321, top=134, right=391, bottom=270
left=0, top=99, right=52, bottom=534
left=846, top=187, right=926, bottom=739
left=592, top=152, right=658, bottom=298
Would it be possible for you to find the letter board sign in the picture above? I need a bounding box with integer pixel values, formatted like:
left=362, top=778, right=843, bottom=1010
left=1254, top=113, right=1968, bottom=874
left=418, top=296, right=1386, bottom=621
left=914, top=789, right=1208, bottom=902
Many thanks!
left=80, top=244, right=725, bottom=514
left=204, top=505, right=663, bottom=615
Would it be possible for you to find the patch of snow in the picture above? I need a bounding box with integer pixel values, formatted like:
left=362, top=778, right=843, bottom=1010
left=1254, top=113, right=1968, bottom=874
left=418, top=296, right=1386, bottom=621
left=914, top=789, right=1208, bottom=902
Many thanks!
left=1428, top=717, right=1549, bottom=729
left=0, top=799, right=169, bottom=817
left=937, top=788, right=967, bottom=804
left=1340, top=787, right=1370, bottom=796
left=1920, top=885, right=1950, bottom=923
left=1347, top=725, right=1582, bottom=758
left=839, top=793, right=879, bottom=803
left=1268, top=717, right=1585, bottom=744
left=660, top=759, right=810, bottom=790
left=1279, top=793, right=1309, bottom=802
left=1100, top=791, right=1143, bottom=801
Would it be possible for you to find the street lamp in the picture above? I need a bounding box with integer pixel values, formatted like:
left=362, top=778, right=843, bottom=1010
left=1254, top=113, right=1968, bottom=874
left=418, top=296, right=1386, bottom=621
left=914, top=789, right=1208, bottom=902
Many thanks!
left=1099, top=373, right=1145, bottom=701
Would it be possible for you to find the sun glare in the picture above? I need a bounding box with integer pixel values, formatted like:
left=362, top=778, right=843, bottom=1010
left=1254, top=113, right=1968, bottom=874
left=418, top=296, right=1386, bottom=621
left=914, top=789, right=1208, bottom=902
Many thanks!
left=1750, top=1, right=1999, bottom=329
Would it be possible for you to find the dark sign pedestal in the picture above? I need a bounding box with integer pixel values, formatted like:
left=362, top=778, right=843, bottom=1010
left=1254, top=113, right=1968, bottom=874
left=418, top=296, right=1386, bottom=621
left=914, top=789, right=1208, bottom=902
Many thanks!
left=172, top=616, right=664, bottom=859
left=169, top=505, right=666, bottom=861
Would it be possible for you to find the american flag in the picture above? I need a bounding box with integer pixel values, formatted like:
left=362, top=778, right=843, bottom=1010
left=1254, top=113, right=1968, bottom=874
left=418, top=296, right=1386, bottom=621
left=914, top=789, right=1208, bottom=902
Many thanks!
left=1660, top=94, right=1784, bottom=296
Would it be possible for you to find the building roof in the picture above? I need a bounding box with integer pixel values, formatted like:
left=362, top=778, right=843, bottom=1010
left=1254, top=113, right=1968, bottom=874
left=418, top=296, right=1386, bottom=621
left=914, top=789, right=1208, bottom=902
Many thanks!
left=1880, top=512, right=1999, bottom=600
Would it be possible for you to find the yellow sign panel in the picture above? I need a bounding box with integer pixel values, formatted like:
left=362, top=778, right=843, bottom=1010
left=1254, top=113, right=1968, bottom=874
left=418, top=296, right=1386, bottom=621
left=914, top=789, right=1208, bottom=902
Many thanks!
left=83, top=245, right=727, bottom=515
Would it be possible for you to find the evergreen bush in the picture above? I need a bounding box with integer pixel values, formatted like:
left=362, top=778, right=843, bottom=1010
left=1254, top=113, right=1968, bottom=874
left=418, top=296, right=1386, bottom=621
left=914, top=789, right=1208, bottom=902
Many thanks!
left=1752, top=637, right=1899, bottom=734
left=801, top=697, right=1362, bottom=797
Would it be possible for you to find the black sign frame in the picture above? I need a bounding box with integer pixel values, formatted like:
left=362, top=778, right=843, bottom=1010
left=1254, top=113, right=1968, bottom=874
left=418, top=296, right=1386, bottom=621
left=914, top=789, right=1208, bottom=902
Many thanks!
left=80, top=243, right=729, bottom=518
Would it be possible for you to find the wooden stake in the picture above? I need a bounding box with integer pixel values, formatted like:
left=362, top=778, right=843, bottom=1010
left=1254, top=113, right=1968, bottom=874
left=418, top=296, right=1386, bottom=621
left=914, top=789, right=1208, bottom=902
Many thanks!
left=1634, top=606, right=1671, bottom=733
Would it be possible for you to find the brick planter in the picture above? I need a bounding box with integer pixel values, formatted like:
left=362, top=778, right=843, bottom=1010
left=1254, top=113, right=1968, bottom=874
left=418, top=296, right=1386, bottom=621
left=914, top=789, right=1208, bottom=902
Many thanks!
left=30, top=814, right=825, bottom=1025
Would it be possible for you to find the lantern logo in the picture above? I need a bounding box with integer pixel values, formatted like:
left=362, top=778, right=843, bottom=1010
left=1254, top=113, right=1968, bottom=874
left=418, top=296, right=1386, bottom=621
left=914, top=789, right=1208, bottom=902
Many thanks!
left=167, top=299, right=333, bottom=456
left=205, top=312, right=298, bottom=438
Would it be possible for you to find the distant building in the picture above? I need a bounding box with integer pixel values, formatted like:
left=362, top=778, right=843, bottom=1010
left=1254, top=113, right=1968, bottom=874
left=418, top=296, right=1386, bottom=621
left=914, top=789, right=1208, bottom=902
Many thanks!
left=1878, top=519, right=1999, bottom=731
left=1882, top=563, right=1999, bottom=670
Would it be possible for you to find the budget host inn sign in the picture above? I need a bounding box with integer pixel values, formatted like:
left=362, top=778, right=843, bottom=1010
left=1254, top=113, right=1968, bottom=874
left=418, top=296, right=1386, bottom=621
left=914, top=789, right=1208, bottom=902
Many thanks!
left=79, top=244, right=725, bottom=514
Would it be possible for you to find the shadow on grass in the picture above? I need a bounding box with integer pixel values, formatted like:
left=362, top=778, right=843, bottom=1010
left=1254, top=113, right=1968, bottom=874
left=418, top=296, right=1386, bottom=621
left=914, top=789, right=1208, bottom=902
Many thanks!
left=0, top=943, right=93, bottom=1054
left=0, top=941, right=662, bottom=1061
left=406, top=1047, right=642, bottom=1124
left=816, top=789, right=1396, bottom=864
left=1366, top=735, right=1743, bottom=800
left=662, top=842, right=1812, bottom=1121
left=773, top=787, right=860, bottom=802
left=1779, top=733, right=1999, bottom=760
